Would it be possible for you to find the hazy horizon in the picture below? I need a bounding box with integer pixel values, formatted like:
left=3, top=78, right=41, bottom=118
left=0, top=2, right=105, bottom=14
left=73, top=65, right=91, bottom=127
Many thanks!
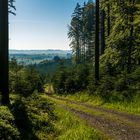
left=9, top=49, right=71, bottom=51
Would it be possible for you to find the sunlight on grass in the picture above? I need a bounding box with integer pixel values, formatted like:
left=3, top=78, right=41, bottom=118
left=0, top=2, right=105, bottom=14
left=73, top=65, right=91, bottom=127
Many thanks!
left=57, top=92, right=140, bottom=116
left=54, top=106, right=108, bottom=140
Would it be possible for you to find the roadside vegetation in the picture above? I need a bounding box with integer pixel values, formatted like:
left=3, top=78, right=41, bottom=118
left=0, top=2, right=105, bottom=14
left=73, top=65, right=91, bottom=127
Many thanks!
left=1, top=59, right=105, bottom=140
left=52, top=64, right=140, bottom=115
left=52, top=0, right=140, bottom=115
left=0, top=93, right=56, bottom=140
left=54, top=92, right=140, bottom=116
left=53, top=106, right=107, bottom=140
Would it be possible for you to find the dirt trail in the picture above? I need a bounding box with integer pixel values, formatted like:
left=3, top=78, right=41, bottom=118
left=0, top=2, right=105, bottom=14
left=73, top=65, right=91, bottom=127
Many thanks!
left=47, top=94, right=140, bottom=140
left=48, top=95, right=140, bottom=126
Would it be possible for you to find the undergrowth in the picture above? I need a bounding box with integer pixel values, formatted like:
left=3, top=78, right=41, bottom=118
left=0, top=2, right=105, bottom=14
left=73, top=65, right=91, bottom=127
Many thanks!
left=54, top=106, right=107, bottom=140
left=0, top=106, right=20, bottom=140
left=0, top=93, right=56, bottom=140
left=59, top=92, right=140, bottom=115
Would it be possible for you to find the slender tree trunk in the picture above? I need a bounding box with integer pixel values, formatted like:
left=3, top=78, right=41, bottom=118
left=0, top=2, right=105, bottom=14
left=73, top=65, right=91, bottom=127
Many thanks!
left=76, top=38, right=80, bottom=64
left=127, top=0, right=135, bottom=73
left=101, top=9, right=105, bottom=54
left=95, top=0, right=100, bottom=83
left=107, top=2, right=110, bottom=36
left=0, top=0, right=9, bottom=105
left=83, top=39, right=86, bottom=63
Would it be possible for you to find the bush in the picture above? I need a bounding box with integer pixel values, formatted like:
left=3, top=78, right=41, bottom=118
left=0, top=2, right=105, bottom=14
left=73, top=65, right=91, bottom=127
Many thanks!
left=115, top=73, right=129, bottom=92
left=0, top=106, right=20, bottom=140
left=53, top=64, right=90, bottom=94
left=10, top=93, right=56, bottom=140
left=25, top=94, right=55, bottom=139
left=9, top=59, right=44, bottom=96
left=96, top=76, right=115, bottom=101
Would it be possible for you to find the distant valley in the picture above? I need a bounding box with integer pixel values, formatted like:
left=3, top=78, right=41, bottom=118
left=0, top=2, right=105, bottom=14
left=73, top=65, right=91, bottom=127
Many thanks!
left=9, top=49, right=72, bottom=65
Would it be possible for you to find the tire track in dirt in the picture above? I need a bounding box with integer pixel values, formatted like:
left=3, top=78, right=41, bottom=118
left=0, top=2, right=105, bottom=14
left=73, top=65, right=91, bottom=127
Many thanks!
left=48, top=95, right=140, bottom=126
left=47, top=95, right=140, bottom=140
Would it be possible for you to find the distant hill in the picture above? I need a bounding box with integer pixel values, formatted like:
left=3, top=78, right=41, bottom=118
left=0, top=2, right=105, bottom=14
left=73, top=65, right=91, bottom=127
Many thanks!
left=34, top=58, right=72, bottom=75
left=9, top=49, right=72, bottom=55
left=9, top=49, right=72, bottom=65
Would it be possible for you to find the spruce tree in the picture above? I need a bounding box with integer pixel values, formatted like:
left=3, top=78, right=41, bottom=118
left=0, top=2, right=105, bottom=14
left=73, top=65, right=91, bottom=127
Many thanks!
left=68, top=3, right=82, bottom=64
left=85, top=0, right=95, bottom=61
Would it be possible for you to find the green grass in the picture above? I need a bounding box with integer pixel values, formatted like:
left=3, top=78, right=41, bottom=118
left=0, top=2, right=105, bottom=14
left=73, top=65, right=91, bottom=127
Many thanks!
left=53, top=106, right=108, bottom=140
left=46, top=95, right=140, bottom=130
left=55, top=92, right=140, bottom=116
left=39, top=95, right=110, bottom=139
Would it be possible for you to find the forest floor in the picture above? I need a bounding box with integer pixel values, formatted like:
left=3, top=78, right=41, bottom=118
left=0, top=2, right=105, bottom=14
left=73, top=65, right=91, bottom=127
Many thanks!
left=46, top=94, right=140, bottom=140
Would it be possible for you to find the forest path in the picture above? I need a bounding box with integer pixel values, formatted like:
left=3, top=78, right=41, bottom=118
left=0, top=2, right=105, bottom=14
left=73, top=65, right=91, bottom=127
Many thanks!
left=47, top=94, right=140, bottom=140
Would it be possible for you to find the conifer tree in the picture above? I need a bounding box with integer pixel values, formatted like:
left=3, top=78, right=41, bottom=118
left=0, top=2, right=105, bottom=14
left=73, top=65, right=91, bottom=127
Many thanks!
left=68, top=3, right=82, bottom=64
left=84, top=0, right=95, bottom=61
left=68, top=1, right=95, bottom=64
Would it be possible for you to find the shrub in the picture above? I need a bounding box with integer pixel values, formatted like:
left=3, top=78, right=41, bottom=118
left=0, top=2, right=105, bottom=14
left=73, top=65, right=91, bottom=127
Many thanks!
left=96, top=76, right=115, bottom=101
left=10, top=93, right=56, bottom=140
left=0, top=106, right=20, bottom=140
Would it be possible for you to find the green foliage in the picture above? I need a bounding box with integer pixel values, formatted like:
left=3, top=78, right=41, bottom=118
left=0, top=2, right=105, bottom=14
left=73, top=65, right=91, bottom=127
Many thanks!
left=34, top=58, right=72, bottom=75
left=9, top=59, right=44, bottom=96
left=96, top=76, right=115, bottom=100
left=60, top=92, right=140, bottom=115
left=24, top=94, right=55, bottom=139
left=102, top=0, right=140, bottom=73
left=53, top=64, right=90, bottom=94
left=53, top=62, right=68, bottom=94
left=92, top=66, right=140, bottom=102
left=9, top=93, right=56, bottom=140
left=53, top=60, right=140, bottom=104
left=0, top=106, right=20, bottom=140
left=66, top=0, right=140, bottom=104
left=68, top=1, right=95, bottom=64
left=54, top=107, right=106, bottom=140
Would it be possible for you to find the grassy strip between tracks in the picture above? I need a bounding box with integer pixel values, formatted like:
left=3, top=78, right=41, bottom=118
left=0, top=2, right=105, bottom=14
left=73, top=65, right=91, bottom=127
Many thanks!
left=45, top=95, right=140, bottom=130
left=53, top=103, right=109, bottom=140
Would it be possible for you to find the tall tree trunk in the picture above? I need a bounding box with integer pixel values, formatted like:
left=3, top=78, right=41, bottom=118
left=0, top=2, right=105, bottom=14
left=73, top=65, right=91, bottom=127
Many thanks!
left=127, top=0, right=135, bottom=73
left=107, top=2, right=110, bottom=36
left=95, top=0, right=100, bottom=83
left=83, top=41, right=86, bottom=62
left=0, top=0, right=9, bottom=105
left=101, top=9, right=105, bottom=54
left=76, top=38, right=80, bottom=64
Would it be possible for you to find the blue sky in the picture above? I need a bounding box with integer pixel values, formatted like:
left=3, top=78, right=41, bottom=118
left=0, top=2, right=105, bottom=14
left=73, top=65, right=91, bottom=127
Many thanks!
left=9, top=0, right=88, bottom=50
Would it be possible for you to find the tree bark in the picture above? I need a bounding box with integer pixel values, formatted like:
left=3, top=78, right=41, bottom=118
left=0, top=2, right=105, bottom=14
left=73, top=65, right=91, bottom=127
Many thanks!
left=0, top=0, right=9, bottom=105
left=101, top=9, right=105, bottom=54
left=76, top=38, right=80, bottom=64
left=95, top=0, right=100, bottom=83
